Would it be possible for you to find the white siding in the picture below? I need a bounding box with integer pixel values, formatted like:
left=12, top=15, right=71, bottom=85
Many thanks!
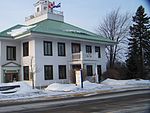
left=0, top=41, right=2, bottom=82
left=21, top=39, right=36, bottom=82
left=34, top=38, right=70, bottom=86
left=32, top=36, right=107, bottom=86
left=0, top=35, right=108, bottom=86
left=1, top=40, right=21, bottom=65
left=0, top=40, right=21, bottom=82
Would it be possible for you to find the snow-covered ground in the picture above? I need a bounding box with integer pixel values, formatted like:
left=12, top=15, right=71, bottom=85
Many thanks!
left=0, top=79, right=150, bottom=101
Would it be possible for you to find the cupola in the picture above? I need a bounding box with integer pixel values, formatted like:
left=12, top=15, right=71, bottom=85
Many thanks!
left=25, top=0, right=64, bottom=25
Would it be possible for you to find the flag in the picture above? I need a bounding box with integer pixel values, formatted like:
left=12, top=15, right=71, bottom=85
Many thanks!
left=48, top=1, right=55, bottom=9
left=53, top=3, right=61, bottom=8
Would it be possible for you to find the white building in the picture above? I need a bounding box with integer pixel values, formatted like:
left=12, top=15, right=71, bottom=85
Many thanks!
left=0, top=0, right=115, bottom=87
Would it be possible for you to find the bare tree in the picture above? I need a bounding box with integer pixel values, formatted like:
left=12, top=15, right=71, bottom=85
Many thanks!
left=30, top=56, right=41, bottom=89
left=97, top=8, right=131, bottom=68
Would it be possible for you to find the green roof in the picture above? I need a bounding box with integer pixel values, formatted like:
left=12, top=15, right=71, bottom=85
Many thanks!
left=0, top=19, right=116, bottom=44
left=0, top=25, right=25, bottom=38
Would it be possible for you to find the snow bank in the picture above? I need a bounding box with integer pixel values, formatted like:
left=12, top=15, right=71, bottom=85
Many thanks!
left=101, top=79, right=128, bottom=85
left=45, top=83, right=78, bottom=92
left=101, top=78, right=150, bottom=86
left=0, top=81, right=44, bottom=101
left=45, top=81, right=112, bottom=92
left=126, top=79, right=150, bottom=86
left=7, top=25, right=36, bottom=36
left=83, top=81, right=113, bottom=91
left=0, top=81, right=39, bottom=95
left=0, top=79, right=149, bottom=101
left=45, top=79, right=150, bottom=92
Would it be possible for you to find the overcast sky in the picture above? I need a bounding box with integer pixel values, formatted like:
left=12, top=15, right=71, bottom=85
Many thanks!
left=0, top=0, right=149, bottom=33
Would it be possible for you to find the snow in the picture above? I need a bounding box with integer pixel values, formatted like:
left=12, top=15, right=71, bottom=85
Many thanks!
left=0, top=81, right=43, bottom=100
left=45, top=83, right=79, bottom=92
left=101, top=79, right=150, bottom=86
left=45, top=79, right=150, bottom=92
left=64, top=29, right=91, bottom=35
left=7, top=25, right=36, bottom=36
left=0, top=79, right=150, bottom=101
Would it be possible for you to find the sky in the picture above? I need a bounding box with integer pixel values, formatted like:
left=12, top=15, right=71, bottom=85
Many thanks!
left=0, top=0, right=149, bottom=33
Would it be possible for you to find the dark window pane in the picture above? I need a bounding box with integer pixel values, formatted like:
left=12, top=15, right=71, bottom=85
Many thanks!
left=59, top=65, right=66, bottom=79
left=44, top=41, right=52, bottom=56
left=7, top=46, right=16, bottom=60
left=95, top=46, right=101, bottom=58
left=23, top=42, right=29, bottom=56
left=44, top=65, right=53, bottom=80
left=58, top=43, right=66, bottom=56
left=86, top=65, right=93, bottom=76
left=86, top=45, right=92, bottom=53
left=97, top=65, right=102, bottom=83
left=71, top=43, right=81, bottom=53
left=23, top=66, right=29, bottom=80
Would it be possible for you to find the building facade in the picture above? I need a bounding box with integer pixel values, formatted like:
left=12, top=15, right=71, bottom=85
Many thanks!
left=0, top=0, right=115, bottom=87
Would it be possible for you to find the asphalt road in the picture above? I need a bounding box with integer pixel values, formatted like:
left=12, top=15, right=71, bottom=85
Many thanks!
left=0, top=89, right=150, bottom=113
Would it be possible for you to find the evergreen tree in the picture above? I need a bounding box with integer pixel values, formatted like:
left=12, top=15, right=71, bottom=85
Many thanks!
left=126, top=5, right=150, bottom=79
left=126, top=38, right=139, bottom=78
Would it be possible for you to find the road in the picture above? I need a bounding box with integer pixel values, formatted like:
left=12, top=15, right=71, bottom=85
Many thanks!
left=0, top=89, right=150, bottom=113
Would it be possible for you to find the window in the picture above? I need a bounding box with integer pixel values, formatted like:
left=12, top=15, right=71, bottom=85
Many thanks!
left=23, top=66, right=29, bottom=80
left=86, top=65, right=93, bottom=76
left=95, top=46, right=101, bottom=58
left=37, top=7, right=40, bottom=12
left=71, top=43, right=81, bottom=53
left=7, top=46, right=16, bottom=60
left=23, top=42, right=29, bottom=56
left=44, top=41, right=52, bottom=56
left=58, top=42, right=66, bottom=56
left=44, top=7, right=47, bottom=10
left=59, top=65, right=66, bottom=79
left=44, top=65, right=53, bottom=80
left=86, top=45, right=92, bottom=53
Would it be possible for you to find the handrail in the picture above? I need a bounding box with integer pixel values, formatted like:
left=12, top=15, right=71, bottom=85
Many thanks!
left=25, top=10, right=63, bottom=21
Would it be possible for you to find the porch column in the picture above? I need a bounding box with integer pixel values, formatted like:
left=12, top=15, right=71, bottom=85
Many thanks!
left=94, top=64, right=98, bottom=83
left=68, top=64, right=72, bottom=83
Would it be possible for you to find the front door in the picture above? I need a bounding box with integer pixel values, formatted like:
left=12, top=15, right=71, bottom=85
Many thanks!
left=5, top=73, right=18, bottom=83
left=97, top=65, right=102, bottom=83
left=71, top=65, right=81, bottom=83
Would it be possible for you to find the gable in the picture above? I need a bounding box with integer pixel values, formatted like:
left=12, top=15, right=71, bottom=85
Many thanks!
left=2, top=62, right=21, bottom=67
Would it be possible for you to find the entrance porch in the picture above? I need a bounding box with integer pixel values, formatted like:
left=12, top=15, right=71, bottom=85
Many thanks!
left=2, top=62, right=21, bottom=83
left=69, top=63, right=102, bottom=83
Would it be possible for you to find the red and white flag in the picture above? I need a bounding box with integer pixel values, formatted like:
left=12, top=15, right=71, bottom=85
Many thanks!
left=48, top=1, right=55, bottom=9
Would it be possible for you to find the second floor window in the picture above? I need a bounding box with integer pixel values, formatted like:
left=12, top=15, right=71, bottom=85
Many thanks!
left=71, top=43, right=81, bottom=53
left=86, top=45, right=92, bottom=53
left=44, top=41, right=52, bottom=56
left=23, top=42, right=29, bottom=57
left=7, top=46, right=16, bottom=60
left=58, top=42, right=66, bottom=56
left=95, top=46, right=101, bottom=58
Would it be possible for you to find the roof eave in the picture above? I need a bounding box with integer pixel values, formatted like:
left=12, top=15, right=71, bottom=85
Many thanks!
left=0, top=35, right=14, bottom=40
left=31, top=31, right=117, bottom=45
